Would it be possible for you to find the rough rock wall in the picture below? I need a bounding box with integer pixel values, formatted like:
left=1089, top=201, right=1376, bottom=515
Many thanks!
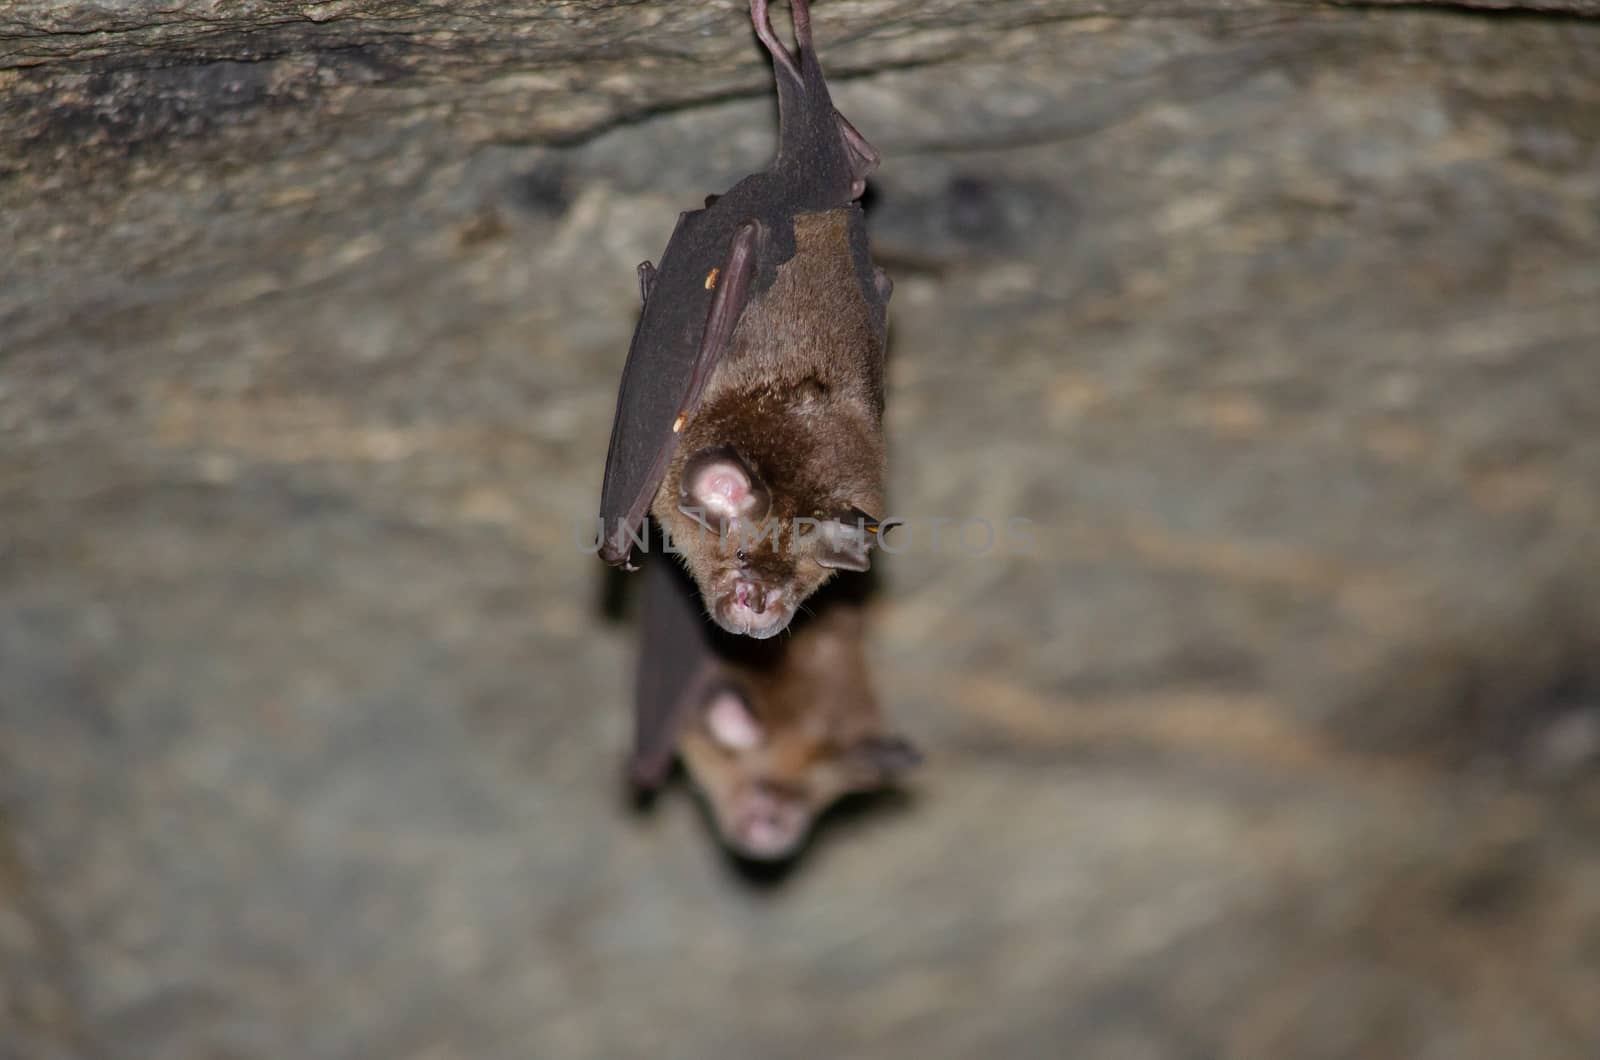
left=3, top=2, right=1599, bottom=1058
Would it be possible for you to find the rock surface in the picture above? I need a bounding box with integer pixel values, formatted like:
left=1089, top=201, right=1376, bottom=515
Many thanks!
left=3, top=1, right=1599, bottom=1058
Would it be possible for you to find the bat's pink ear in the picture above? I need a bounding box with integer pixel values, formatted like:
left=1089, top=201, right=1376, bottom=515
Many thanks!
left=679, top=446, right=771, bottom=527
left=706, top=689, right=763, bottom=751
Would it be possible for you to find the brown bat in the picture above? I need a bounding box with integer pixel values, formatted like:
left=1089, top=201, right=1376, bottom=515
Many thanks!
left=597, top=0, right=892, bottom=640
left=632, top=558, right=919, bottom=862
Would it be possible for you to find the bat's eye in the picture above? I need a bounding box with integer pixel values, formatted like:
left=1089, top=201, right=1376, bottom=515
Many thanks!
left=735, top=548, right=749, bottom=564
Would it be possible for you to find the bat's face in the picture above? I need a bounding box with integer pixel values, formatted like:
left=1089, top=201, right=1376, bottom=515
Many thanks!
left=666, top=445, right=880, bottom=640
left=678, top=685, right=919, bottom=862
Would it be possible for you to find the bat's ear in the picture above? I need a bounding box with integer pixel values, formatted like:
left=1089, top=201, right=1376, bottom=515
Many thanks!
left=846, top=733, right=922, bottom=787
left=679, top=446, right=771, bottom=530
left=705, top=688, right=763, bottom=751
left=814, top=508, right=879, bottom=571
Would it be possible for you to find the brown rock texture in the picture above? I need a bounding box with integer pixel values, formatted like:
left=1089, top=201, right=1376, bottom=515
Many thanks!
left=2, top=1, right=1599, bottom=1058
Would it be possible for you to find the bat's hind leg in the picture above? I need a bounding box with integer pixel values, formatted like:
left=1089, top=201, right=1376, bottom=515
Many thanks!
left=750, top=0, right=802, bottom=82
left=789, top=0, right=815, bottom=49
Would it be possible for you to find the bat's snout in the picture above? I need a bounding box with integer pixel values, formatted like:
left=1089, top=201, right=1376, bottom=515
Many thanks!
left=715, top=580, right=791, bottom=639
left=727, top=787, right=810, bottom=861
left=734, top=579, right=782, bottom=615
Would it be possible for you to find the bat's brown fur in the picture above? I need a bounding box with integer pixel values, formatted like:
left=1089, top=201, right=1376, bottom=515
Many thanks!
left=653, top=208, right=886, bottom=638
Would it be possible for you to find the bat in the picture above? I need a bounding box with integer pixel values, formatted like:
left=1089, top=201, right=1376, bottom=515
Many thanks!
left=631, top=557, right=919, bottom=862
left=598, top=0, right=893, bottom=640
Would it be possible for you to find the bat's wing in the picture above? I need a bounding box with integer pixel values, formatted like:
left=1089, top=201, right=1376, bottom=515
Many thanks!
left=598, top=217, right=760, bottom=568
left=629, top=557, right=717, bottom=790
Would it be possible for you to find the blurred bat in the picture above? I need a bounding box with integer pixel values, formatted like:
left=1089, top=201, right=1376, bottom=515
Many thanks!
left=597, top=0, right=893, bottom=640
left=631, top=558, right=918, bottom=862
